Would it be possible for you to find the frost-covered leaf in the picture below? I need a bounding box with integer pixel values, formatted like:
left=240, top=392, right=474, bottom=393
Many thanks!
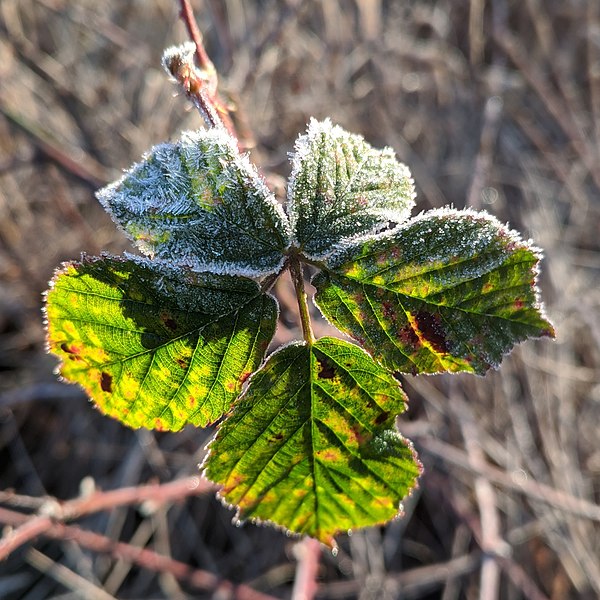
left=204, top=337, right=421, bottom=546
left=313, top=208, right=555, bottom=375
left=97, top=129, right=291, bottom=277
left=287, top=119, right=416, bottom=259
left=45, top=255, right=277, bottom=430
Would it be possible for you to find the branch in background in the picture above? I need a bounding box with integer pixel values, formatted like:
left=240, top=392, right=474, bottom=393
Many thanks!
left=0, top=506, right=276, bottom=600
left=0, top=476, right=214, bottom=560
left=291, top=537, right=321, bottom=600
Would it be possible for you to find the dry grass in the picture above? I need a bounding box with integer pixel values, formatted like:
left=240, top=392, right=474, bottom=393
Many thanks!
left=1, top=1, right=599, bottom=598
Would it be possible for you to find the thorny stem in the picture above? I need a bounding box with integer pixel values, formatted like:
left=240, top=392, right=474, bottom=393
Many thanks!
left=179, top=0, right=212, bottom=71
left=289, top=254, right=314, bottom=345
left=174, top=0, right=239, bottom=142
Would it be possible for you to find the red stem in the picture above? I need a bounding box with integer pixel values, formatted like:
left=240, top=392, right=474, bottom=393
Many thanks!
left=179, top=0, right=211, bottom=70
left=0, top=476, right=213, bottom=560
left=175, top=0, right=240, bottom=144
left=0, top=506, right=276, bottom=600
left=291, top=537, right=321, bottom=600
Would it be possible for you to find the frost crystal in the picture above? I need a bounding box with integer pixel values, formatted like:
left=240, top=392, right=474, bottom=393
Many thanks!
left=288, top=118, right=416, bottom=259
left=97, top=129, right=291, bottom=277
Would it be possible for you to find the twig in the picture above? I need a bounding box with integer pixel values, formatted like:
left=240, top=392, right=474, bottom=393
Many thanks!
left=0, top=476, right=214, bottom=560
left=291, top=537, right=321, bottom=600
left=0, top=506, right=277, bottom=600
left=316, top=552, right=481, bottom=598
left=442, top=477, right=551, bottom=600
left=0, top=512, right=54, bottom=561
left=450, top=389, right=506, bottom=600
left=417, top=437, right=600, bottom=522
left=0, top=105, right=107, bottom=188
left=494, top=30, right=600, bottom=190
left=26, top=547, right=117, bottom=600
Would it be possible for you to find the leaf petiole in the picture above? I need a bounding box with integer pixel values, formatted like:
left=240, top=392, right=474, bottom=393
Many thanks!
left=289, top=253, right=314, bottom=345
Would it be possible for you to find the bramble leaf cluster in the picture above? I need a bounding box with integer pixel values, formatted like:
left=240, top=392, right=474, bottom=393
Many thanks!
left=46, top=109, right=554, bottom=545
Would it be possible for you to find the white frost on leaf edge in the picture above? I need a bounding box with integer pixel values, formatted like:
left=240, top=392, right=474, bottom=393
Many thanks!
left=95, top=128, right=291, bottom=278
left=326, top=206, right=544, bottom=263
left=321, top=205, right=553, bottom=328
left=286, top=118, right=417, bottom=259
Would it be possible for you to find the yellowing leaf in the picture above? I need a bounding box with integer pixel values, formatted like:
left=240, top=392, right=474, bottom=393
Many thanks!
left=45, top=256, right=277, bottom=430
left=204, top=337, right=421, bottom=546
left=313, top=208, right=555, bottom=374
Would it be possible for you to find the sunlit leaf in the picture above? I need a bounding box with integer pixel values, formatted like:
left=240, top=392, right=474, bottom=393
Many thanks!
left=313, top=208, right=555, bottom=375
left=45, top=255, right=277, bottom=430
left=97, top=129, right=291, bottom=277
left=288, top=119, right=415, bottom=259
left=204, top=337, right=421, bottom=546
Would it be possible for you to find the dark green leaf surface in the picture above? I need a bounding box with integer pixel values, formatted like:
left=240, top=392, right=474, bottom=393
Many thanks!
left=45, top=256, right=277, bottom=430
left=204, top=337, right=421, bottom=546
left=97, top=129, right=291, bottom=277
left=313, top=208, right=555, bottom=375
left=288, top=119, right=415, bottom=259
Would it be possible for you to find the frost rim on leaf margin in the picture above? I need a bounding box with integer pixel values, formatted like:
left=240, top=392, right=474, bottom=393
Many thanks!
left=287, top=118, right=416, bottom=260
left=312, top=206, right=555, bottom=375
left=96, top=128, right=292, bottom=278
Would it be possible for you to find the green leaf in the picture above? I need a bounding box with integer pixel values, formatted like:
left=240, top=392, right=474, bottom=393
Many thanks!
left=312, top=208, right=555, bottom=375
left=45, top=255, right=277, bottom=430
left=288, top=119, right=416, bottom=259
left=204, top=337, right=421, bottom=546
left=97, top=129, right=291, bottom=277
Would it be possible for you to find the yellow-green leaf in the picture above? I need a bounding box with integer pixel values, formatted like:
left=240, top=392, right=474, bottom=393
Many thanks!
left=313, top=208, right=555, bottom=375
left=204, top=337, right=421, bottom=546
left=45, top=255, right=277, bottom=430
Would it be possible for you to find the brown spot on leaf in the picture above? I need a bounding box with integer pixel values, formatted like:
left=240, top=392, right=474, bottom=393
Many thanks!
left=240, top=371, right=252, bottom=384
left=350, top=425, right=369, bottom=445
left=374, top=411, right=390, bottom=425
left=226, top=381, right=236, bottom=392
left=317, top=357, right=336, bottom=379
left=414, top=311, right=449, bottom=353
left=398, top=324, right=420, bottom=348
left=154, top=418, right=166, bottom=431
left=61, top=342, right=80, bottom=354
left=382, top=300, right=396, bottom=321
left=161, top=313, right=178, bottom=331
left=100, top=372, right=113, bottom=393
left=176, top=357, right=188, bottom=369
left=188, top=396, right=196, bottom=408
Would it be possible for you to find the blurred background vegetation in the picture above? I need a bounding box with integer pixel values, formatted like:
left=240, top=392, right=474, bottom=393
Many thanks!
left=0, top=1, right=599, bottom=598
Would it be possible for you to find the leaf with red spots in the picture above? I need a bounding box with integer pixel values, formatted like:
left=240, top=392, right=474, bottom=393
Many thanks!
left=312, top=208, right=555, bottom=375
left=45, top=255, right=277, bottom=430
left=203, top=337, right=421, bottom=546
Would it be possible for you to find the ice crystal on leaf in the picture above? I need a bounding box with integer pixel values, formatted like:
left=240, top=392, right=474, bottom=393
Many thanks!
left=288, top=118, right=416, bottom=259
left=97, top=128, right=291, bottom=277
left=45, top=100, right=554, bottom=547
